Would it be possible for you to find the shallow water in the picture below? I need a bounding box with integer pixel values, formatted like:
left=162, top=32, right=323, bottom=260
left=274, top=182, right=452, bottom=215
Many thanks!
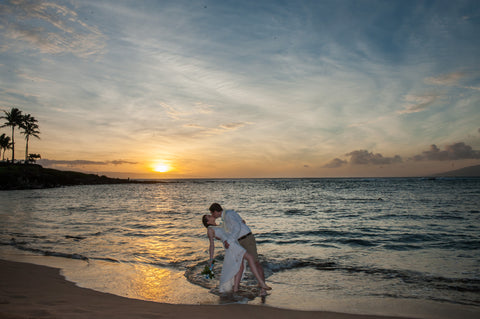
left=1, top=178, right=479, bottom=316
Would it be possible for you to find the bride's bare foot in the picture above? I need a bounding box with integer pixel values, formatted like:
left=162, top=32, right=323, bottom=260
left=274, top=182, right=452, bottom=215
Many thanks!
left=261, top=284, right=272, bottom=290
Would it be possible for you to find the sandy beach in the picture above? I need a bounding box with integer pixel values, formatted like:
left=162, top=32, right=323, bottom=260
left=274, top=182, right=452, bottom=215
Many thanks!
left=0, top=259, right=418, bottom=319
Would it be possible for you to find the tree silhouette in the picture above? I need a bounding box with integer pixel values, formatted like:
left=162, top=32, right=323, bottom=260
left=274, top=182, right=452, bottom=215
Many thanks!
left=1, top=107, right=23, bottom=163
left=20, top=114, right=40, bottom=163
left=0, top=133, right=12, bottom=161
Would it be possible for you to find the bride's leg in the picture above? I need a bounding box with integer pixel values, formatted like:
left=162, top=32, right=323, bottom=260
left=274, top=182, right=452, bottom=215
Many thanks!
left=233, top=259, right=244, bottom=292
left=243, top=252, right=271, bottom=290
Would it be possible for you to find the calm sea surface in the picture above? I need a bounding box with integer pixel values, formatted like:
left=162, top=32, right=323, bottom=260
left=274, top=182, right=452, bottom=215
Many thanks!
left=1, top=178, right=479, bottom=316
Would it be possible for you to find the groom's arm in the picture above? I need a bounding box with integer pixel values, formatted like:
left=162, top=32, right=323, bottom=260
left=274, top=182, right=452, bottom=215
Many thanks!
left=225, top=210, right=242, bottom=240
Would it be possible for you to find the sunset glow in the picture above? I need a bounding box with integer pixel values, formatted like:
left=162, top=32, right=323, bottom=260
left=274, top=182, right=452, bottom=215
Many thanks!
left=0, top=0, right=479, bottom=179
left=153, top=164, right=170, bottom=173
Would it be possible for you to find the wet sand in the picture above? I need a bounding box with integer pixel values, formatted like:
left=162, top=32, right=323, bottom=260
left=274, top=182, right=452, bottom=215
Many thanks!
left=0, top=259, right=415, bottom=319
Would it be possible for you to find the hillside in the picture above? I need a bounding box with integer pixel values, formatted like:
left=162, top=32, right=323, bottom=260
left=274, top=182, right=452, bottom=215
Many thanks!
left=433, top=164, right=480, bottom=177
left=0, top=163, right=138, bottom=190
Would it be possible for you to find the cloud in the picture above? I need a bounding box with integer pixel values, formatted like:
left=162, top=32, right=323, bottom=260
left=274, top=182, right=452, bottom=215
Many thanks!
left=219, top=122, right=250, bottom=130
left=346, top=150, right=403, bottom=165
left=425, top=71, right=466, bottom=86
left=465, top=86, right=480, bottom=91
left=181, top=121, right=251, bottom=138
left=411, top=142, right=480, bottom=161
left=109, top=160, right=138, bottom=165
left=0, top=0, right=106, bottom=57
left=39, top=159, right=137, bottom=166
left=323, top=158, right=347, bottom=168
left=17, top=72, right=50, bottom=83
left=397, top=94, right=440, bottom=114
left=324, top=141, right=480, bottom=170
left=425, top=71, right=480, bottom=91
left=39, top=159, right=107, bottom=166
left=323, top=150, right=402, bottom=169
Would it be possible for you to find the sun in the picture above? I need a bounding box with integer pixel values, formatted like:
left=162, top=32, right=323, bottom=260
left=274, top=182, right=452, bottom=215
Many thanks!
left=153, top=164, right=170, bottom=173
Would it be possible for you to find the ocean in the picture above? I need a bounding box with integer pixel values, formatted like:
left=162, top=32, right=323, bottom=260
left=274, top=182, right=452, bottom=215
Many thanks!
left=1, top=178, right=479, bottom=318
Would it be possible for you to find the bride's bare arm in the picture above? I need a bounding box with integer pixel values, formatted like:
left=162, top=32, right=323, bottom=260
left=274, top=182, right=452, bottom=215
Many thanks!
left=207, top=227, right=215, bottom=265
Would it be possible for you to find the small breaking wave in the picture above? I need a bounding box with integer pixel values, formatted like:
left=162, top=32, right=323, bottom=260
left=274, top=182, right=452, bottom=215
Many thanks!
left=184, top=256, right=266, bottom=300
left=1, top=238, right=122, bottom=263
left=2, top=239, right=90, bottom=261
left=255, top=256, right=480, bottom=296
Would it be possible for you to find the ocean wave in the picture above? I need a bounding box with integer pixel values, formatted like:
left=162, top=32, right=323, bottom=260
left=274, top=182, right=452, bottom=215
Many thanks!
left=2, top=240, right=89, bottom=261
left=2, top=178, right=479, bottom=308
left=263, top=257, right=337, bottom=272
left=260, top=256, right=480, bottom=295
left=257, top=229, right=479, bottom=251
left=336, top=197, right=386, bottom=202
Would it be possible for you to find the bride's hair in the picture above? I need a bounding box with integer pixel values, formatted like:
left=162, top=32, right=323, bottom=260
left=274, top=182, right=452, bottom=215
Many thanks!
left=202, top=215, right=210, bottom=228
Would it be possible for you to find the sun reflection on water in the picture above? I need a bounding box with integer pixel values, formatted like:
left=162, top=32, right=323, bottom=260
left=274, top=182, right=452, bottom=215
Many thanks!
left=131, top=264, right=176, bottom=301
left=128, top=263, right=218, bottom=304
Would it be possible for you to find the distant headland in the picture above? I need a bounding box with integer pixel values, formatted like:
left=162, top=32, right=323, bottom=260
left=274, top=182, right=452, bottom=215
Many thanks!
left=0, top=163, right=161, bottom=190
left=432, top=164, right=480, bottom=177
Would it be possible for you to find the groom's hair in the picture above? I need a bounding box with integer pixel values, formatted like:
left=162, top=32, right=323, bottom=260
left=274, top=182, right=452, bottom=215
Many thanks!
left=209, top=203, right=223, bottom=212
left=202, top=215, right=210, bottom=228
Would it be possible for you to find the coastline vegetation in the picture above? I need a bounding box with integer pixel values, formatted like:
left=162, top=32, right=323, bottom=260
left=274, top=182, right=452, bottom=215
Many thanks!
left=1, top=107, right=40, bottom=164
left=0, top=106, right=159, bottom=190
left=0, top=162, right=136, bottom=190
left=0, top=160, right=166, bottom=190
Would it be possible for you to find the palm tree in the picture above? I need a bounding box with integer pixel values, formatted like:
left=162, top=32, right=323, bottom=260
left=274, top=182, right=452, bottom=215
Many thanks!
left=1, top=107, right=23, bottom=163
left=0, top=133, right=12, bottom=161
left=20, top=114, right=40, bottom=163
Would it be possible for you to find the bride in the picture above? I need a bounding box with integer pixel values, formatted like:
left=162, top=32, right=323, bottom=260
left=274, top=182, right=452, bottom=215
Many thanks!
left=202, top=215, right=271, bottom=293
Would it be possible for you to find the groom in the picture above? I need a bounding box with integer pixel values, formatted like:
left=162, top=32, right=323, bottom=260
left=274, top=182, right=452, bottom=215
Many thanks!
left=208, top=203, right=265, bottom=284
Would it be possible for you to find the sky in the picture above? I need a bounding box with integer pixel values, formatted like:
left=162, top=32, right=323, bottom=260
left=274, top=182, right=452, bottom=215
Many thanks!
left=1, top=0, right=479, bottom=179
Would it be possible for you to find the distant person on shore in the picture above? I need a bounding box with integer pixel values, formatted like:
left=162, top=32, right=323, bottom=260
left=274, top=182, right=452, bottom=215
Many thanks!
left=204, top=203, right=268, bottom=294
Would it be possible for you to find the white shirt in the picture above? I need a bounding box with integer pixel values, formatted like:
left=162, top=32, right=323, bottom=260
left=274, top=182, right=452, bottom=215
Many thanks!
left=222, top=209, right=251, bottom=240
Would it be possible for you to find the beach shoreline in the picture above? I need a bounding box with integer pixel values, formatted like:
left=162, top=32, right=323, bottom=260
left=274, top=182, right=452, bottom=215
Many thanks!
left=0, top=258, right=422, bottom=319
left=1, top=246, right=479, bottom=319
left=1, top=178, right=479, bottom=319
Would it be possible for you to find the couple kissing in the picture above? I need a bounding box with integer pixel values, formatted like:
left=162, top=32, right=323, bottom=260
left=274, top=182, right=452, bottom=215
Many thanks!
left=202, top=203, right=271, bottom=295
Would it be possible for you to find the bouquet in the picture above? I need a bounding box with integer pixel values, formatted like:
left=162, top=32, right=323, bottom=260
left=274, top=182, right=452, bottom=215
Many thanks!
left=201, top=260, right=215, bottom=279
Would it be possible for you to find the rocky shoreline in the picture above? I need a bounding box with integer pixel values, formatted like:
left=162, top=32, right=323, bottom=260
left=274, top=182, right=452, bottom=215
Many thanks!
left=0, top=163, right=156, bottom=190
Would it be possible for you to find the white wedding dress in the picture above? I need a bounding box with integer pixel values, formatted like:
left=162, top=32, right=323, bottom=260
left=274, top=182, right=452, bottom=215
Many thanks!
left=210, top=226, right=246, bottom=293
